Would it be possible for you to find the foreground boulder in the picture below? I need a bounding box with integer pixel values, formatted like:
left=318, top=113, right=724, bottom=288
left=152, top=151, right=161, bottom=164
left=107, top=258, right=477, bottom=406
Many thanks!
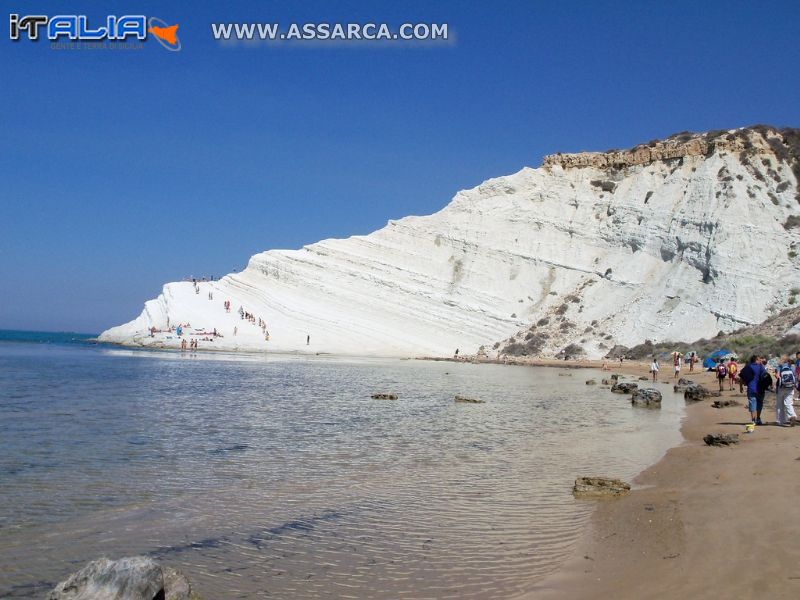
left=48, top=556, right=200, bottom=600
left=611, top=381, right=638, bottom=394
left=631, top=388, right=662, bottom=408
left=454, top=395, right=485, bottom=404
left=572, top=476, right=631, bottom=498
left=684, top=384, right=711, bottom=402
left=703, top=433, right=740, bottom=446
left=371, top=393, right=398, bottom=400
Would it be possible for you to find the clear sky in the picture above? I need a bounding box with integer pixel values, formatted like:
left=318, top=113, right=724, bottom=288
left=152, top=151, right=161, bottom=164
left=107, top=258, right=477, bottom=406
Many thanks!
left=1, top=0, right=799, bottom=333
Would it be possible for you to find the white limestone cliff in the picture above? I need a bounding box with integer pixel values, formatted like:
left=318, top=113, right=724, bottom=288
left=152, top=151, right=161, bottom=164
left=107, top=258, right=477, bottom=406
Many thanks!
left=100, top=126, right=800, bottom=358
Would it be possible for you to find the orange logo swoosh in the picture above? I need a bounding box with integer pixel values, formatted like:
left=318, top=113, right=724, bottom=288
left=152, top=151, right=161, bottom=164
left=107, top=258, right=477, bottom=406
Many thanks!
left=149, top=24, right=179, bottom=45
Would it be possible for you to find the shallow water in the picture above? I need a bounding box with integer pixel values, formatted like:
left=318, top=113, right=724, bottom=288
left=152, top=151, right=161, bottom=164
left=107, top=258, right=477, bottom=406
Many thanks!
left=0, top=340, right=684, bottom=598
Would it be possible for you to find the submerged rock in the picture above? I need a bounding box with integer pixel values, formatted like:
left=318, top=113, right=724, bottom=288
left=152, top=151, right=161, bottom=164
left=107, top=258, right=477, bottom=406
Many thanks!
left=48, top=556, right=200, bottom=600
left=684, top=384, right=711, bottom=402
left=601, top=378, right=611, bottom=385
left=572, top=476, right=631, bottom=498
left=454, top=395, right=485, bottom=404
left=703, top=433, right=740, bottom=446
left=677, top=378, right=695, bottom=386
left=638, top=376, right=649, bottom=381
left=585, top=379, right=597, bottom=385
left=371, top=393, right=398, bottom=400
left=611, top=381, right=638, bottom=394
left=631, top=388, right=662, bottom=408
left=610, top=374, right=620, bottom=381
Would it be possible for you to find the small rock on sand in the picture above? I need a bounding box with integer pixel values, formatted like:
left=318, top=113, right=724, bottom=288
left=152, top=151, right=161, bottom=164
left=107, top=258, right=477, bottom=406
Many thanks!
left=684, top=384, right=711, bottom=402
left=712, top=399, right=741, bottom=408
left=371, top=393, right=398, bottom=400
left=572, top=476, right=631, bottom=498
left=703, top=433, right=740, bottom=446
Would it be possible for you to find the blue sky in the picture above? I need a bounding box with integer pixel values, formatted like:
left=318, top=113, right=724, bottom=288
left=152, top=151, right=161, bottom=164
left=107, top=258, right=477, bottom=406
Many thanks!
left=1, top=0, right=799, bottom=333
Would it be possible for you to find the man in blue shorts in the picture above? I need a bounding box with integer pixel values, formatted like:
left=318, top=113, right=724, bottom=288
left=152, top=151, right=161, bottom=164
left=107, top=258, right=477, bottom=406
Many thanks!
left=739, top=355, right=766, bottom=424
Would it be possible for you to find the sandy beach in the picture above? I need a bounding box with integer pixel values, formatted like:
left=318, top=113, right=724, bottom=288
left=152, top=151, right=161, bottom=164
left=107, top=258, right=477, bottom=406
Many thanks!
left=529, top=362, right=800, bottom=599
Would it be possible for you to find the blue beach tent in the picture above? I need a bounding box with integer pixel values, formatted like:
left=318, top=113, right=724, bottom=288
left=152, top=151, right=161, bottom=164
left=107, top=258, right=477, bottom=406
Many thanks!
left=703, top=349, right=734, bottom=370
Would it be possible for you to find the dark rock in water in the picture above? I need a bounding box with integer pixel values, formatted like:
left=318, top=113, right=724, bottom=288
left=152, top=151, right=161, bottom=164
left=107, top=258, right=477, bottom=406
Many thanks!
left=558, top=372, right=573, bottom=377
left=454, top=395, right=485, bottom=404
left=611, top=381, right=638, bottom=394
left=371, top=393, right=398, bottom=400
left=572, top=476, right=631, bottom=498
left=673, top=384, right=690, bottom=394
left=48, top=556, right=200, bottom=600
left=684, top=384, right=711, bottom=402
left=638, top=376, right=649, bottom=381
left=677, top=378, right=694, bottom=386
left=712, top=399, right=741, bottom=408
left=585, top=379, right=597, bottom=385
left=610, top=374, right=620, bottom=381
left=601, top=378, right=611, bottom=385
left=631, top=388, right=662, bottom=408
left=703, top=433, right=740, bottom=446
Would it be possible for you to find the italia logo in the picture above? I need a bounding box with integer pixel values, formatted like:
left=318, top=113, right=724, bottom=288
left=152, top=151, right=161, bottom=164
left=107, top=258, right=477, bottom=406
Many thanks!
left=9, top=14, right=181, bottom=51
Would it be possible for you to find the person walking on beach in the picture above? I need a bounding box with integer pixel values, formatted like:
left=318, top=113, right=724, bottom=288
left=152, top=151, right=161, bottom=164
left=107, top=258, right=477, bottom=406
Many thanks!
left=650, top=357, right=659, bottom=382
left=775, top=355, right=798, bottom=426
left=727, top=358, right=738, bottom=391
left=715, top=358, right=728, bottom=392
left=673, top=353, right=681, bottom=378
left=739, top=355, right=766, bottom=425
left=756, top=356, right=772, bottom=424
left=689, top=351, right=696, bottom=372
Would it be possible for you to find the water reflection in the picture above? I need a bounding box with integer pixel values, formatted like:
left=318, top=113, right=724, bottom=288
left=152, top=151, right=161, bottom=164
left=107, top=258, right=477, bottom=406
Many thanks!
left=0, top=344, right=683, bottom=598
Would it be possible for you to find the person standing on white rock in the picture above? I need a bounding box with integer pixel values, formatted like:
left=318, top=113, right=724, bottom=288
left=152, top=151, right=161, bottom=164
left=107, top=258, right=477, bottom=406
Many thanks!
left=775, top=356, right=798, bottom=427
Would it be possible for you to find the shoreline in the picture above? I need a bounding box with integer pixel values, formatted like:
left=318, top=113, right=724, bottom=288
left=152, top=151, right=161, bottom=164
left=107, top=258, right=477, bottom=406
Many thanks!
left=531, top=366, right=800, bottom=598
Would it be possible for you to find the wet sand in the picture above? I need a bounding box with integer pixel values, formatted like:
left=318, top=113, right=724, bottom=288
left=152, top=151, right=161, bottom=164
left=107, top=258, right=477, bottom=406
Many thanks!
left=531, top=364, right=800, bottom=599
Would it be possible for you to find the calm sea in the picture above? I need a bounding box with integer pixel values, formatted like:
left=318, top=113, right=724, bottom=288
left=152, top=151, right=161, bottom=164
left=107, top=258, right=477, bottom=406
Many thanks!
left=0, top=332, right=684, bottom=599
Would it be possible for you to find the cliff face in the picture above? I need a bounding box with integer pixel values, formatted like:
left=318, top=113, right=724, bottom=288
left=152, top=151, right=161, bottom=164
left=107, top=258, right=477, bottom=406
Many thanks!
left=100, top=126, right=800, bottom=358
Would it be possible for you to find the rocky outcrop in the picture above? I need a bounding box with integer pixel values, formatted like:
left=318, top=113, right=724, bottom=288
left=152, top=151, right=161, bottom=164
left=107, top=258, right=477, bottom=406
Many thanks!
left=703, top=433, right=740, bottom=446
left=542, top=126, right=796, bottom=170
left=611, top=382, right=638, bottom=394
left=572, top=476, right=631, bottom=498
left=48, top=556, right=200, bottom=600
left=631, top=388, right=662, bottom=408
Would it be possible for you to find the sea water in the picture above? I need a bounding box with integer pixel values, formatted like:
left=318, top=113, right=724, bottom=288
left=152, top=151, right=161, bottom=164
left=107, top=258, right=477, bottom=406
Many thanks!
left=0, top=333, right=684, bottom=598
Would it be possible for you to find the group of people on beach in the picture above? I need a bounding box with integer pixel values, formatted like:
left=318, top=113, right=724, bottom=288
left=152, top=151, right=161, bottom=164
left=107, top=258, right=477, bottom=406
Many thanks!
left=717, top=353, right=800, bottom=427
left=180, top=338, right=199, bottom=350
left=648, top=351, right=698, bottom=382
